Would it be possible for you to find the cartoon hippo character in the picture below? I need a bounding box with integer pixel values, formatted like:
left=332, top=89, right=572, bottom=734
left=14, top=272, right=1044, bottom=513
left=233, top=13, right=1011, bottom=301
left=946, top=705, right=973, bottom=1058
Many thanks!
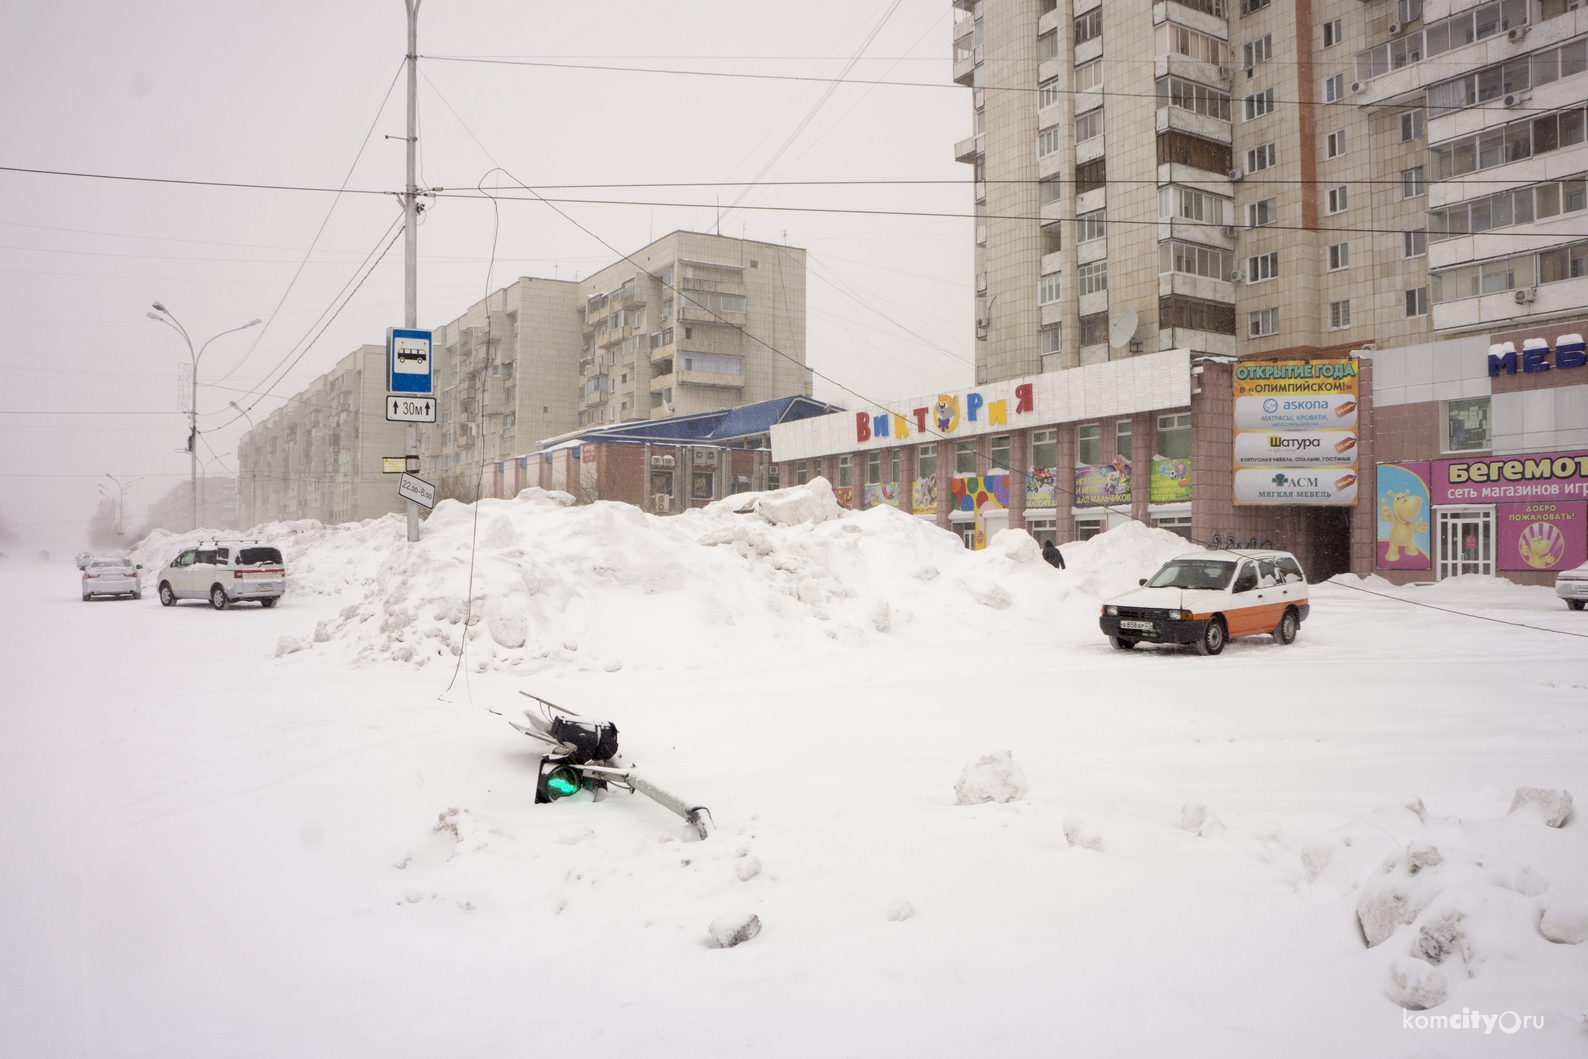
left=1380, top=489, right=1427, bottom=561
left=935, top=395, right=959, bottom=433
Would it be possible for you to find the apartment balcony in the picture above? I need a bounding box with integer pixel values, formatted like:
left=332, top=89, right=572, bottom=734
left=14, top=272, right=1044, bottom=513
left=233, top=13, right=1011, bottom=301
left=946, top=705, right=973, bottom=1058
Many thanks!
left=954, top=133, right=984, bottom=163
left=678, top=304, right=744, bottom=325
left=1155, top=106, right=1231, bottom=145
left=649, top=343, right=675, bottom=364
left=1157, top=217, right=1236, bottom=250
left=678, top=369, right=745, bottom=390
left=650, top=371, right=675, bottom=393
left=579, top=389, right=608, bottom=411
left=953, top=52, right=977, bottom=87
left=1159, top=271, right=1236, bottom=303
left=1041, top=250, right=1063, bottom=275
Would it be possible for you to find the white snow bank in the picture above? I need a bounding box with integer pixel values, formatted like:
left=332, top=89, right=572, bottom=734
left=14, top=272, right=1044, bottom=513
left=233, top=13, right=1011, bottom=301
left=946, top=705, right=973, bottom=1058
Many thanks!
left=131, top=517, right=403, bottom=598
left=706, top=476, right=843, bottom=526
left=1356, top=842, right=1549, bottom=947
left=953, top=751, right=1029, bottom=805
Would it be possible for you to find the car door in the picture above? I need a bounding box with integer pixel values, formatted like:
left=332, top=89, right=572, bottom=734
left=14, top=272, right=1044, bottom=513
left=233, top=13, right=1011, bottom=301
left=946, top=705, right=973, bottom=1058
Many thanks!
left=171, top=549, right=199, bottom=595
left=1227, top=560, right=1264, bottom=636
left=192, top=548, right=219, bottom=599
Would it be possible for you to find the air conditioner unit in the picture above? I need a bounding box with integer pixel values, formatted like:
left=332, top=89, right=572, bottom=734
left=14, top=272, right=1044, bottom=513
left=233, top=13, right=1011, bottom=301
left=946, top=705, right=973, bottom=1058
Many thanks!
left=1351, top=80, right=1365, bottom=93
left=1503, top=91, right=1531, bottom=108
left=1507, top=25, right=1529, bottom=42
left=653, top=494, right=673, bottom=512
left=1388, top=22, right=1402, bottom=35
left=1223, top=225, right=1237, bottom=237
left=1230, top=270, right=1246, bottom=283
left=1229, top=168, right=1244, bottom=181
left=1218, top=66, right=1235, bottom=81
left=1514, top=287, right=1538, bottom=304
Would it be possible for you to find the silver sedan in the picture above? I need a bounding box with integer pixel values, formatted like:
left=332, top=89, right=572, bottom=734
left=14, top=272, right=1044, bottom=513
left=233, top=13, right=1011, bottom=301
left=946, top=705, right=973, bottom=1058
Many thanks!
left=82, top=558, right=142, bottom=600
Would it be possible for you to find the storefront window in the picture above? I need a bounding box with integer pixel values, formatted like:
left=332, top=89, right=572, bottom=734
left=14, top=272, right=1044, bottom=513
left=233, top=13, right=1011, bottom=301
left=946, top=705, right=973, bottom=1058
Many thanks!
left=1445, top=397, right=1490, bottom=452
left=991, top=434, right=1010, bottom=474
left=1032, top=429, right=1057, bottom=469
left=1157, top=413, right=1192, bottom=458
left=868, top=450, right=882, bottom=485
left=1153, top=515, right=1193, bottom=539
left=890, top=449, right=901, bottom=484
left=1116, top=420, right=1134, bottom=460
left=956, top=440, right=978, bottom=474
left=839, top=454, right=853, bottom=487
left=1078, top=423, right=1102, bottom=465
left=1076, top=518, right=1104, bottom=540
left=918, top=443, right=937, bottom=479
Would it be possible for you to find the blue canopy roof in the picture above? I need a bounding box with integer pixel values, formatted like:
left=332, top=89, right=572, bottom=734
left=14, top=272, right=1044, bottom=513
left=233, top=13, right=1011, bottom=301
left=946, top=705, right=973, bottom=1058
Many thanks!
left=543, top=395, right=843, bottom=449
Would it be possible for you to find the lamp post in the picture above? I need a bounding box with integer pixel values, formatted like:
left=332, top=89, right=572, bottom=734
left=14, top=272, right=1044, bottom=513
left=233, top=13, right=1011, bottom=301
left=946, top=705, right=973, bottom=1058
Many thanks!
left=146, top=305, right=260, bottom=530
left=103, top=473, right=144, bottom=537
left=229, top=400, right=257, bottom=528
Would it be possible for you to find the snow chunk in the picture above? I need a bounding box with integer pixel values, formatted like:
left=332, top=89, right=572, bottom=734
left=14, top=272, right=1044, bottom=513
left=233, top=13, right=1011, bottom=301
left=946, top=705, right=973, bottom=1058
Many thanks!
left=1356, top=843, right=1549, bottom=947
left=1180, top=801, right=1209, bottom=833
left=734, top=856, right=762, bottom=882
left=989, top=528, right=1041, bottom=564
left=954, top=751, right=1029, bottom=805
left=1408, top=884, right=1541, bottom=979
left=1385, top=957, right=1449, bottom=1010
left=719, top=476, right=843, bottom=526
left=968, top=582, right=1012, bottom=610
left=1540, top=898, right=1588, bottom=944
left=1064, top=816, right=1104, bottom=852
left=275, top=635, right=306, bottom=657
left=886, top=899, right=915, bottom=922
left=313, top=621, right=330, bottom=644
left=1508, top=787, right=1573, bottom=828
left=1299, top=821, right=1399, bottom=892
left=709, top=912, right=762, bottom=948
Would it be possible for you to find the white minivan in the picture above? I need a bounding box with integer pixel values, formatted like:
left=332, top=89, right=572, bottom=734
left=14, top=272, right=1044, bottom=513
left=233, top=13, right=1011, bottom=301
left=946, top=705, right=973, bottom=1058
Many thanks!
left=157, top=542, right=285, bottom=610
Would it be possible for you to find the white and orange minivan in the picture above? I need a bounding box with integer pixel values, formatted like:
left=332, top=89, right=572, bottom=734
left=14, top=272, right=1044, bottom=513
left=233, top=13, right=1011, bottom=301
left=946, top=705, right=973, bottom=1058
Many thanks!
left=1098, top=550, right=1310, bottom=655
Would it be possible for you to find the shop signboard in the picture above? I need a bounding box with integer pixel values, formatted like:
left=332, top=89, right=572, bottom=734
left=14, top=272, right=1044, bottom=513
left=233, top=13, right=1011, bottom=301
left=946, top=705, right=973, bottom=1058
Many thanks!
left=911, top=478, right=937, bottom=515
left=1431, top=449, right=1588, bottom=504
left=1497, top=501, right=1587, bottom=571
left=1026, top=466, right=1061, bottom=510
left=1074, top=459, right=1132, bottom=508
left=1376, top=462, right=1432, bottom=570
left=1232, top=360, right=1359, bottom=506
left=863, top=483, right=900, bottom=509
left=1149, top=458, right=1192, bottom=503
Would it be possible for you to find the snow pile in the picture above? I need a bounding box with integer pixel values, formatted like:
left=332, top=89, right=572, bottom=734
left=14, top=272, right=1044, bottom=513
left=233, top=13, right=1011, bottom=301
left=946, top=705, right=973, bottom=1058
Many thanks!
left=131, top=516, right=402, bottom=598
left=287, top=482, right=1192, bottom=672
left=708, top=912, right=761, bottom=949
left=953, top=751, right=1029, bottom=805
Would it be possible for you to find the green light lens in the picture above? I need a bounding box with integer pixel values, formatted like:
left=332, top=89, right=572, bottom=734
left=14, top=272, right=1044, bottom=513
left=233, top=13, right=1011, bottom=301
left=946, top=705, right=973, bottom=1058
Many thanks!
left=546, top=766, right=581, bottom=799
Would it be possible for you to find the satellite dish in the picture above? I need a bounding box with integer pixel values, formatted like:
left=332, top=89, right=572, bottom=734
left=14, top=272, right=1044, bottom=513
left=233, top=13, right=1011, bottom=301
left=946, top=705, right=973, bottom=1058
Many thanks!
left=1108, top=309, right=1139, bottom=349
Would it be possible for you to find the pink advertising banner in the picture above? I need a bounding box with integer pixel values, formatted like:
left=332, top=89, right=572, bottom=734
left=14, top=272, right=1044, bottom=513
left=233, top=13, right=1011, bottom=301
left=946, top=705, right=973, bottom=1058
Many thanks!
left=1432, top=450, right=1588, bottom=505
left=1496, top=501, right=1587, bottom=572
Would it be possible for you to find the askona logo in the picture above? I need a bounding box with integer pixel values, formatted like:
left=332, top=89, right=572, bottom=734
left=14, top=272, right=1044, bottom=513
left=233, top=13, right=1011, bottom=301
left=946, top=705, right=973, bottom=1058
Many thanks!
left=1263, top=398, right=1279, bottom=414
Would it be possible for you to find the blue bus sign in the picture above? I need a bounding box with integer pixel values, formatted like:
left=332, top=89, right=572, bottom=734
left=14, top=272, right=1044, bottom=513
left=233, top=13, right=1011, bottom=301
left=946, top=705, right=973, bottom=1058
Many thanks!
left=388, top=328, right=433, bottom=394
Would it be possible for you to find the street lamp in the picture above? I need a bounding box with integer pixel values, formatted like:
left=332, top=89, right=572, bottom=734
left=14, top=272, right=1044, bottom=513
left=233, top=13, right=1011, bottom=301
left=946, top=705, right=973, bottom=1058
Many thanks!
left=229, top=400, right=256, bottom=528
left=146, top=305, right=260, bottom=531
left=103, top=473, right=144, bottom=538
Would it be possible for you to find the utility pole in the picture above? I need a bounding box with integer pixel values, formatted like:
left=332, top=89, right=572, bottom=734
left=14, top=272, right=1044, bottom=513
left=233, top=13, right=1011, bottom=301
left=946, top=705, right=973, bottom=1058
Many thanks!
left=403, top=0, right=422, bottom=543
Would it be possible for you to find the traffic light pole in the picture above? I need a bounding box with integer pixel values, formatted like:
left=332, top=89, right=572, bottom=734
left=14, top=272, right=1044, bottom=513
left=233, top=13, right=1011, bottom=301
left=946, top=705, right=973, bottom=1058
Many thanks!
left=403, top=0, right=422, bottom=544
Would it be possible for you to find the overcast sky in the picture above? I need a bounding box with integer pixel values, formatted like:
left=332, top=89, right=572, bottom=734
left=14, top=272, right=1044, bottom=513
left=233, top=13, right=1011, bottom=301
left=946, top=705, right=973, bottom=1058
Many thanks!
left=1, top=0, right=972, bottom=549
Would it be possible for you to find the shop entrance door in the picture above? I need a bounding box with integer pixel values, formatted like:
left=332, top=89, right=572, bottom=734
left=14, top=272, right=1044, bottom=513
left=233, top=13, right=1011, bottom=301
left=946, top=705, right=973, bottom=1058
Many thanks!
left=1436, top=508, right=1493, bottom=579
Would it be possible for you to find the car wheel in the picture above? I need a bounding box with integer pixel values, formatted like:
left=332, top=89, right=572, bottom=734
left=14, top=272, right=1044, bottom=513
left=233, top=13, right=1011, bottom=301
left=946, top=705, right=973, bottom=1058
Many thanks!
left=159, top=583, right=176, bottom=607
left=1570, top=599, right=1586, bottom=611
left=82, top=593, right=91, bottom=602
left=1274, top=608, right=1299, bottom=645
left=259, top=597, right=278, bottom=609
left=1195, top=617, right=1226, bottom=656
left=1108, top=635, right=1137, bottom=651
left=132, top=591, right=142, bottom=601
left=210, top=585, right=229, bottom=611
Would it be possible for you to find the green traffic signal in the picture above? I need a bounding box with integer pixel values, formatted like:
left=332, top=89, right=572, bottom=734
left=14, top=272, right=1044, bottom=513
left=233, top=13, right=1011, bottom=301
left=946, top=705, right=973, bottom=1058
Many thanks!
left=545, top=765, right=582, bottom=799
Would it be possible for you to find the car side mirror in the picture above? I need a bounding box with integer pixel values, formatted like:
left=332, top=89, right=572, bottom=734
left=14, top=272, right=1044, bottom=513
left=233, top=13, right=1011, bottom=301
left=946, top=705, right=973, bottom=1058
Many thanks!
left=1139, top=578, right=1147, bottom=586
left=136, top=564, right=143, bottom=570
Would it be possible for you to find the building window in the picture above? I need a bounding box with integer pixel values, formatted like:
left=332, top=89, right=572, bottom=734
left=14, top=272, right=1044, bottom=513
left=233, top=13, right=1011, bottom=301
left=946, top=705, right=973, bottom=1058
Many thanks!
left=1076, top=158, right=1107, bottom=195
left=1160, top=185, right=1228, bottom=225
left=1329, top=299, right=1352, bottom=329
left=1076, top=58, right=1103, bottom=93
left=1078, top=423, right=1102, bottom=466
left=1402, top=167, right=1425, bottom=199
left=1076, top=518, right=1103, bottom=541
left=868, top=450, right=882, bottom=485
left=1327, top=242, right=1349, bottom=271
left=1075, top=9, right=1101, bottom=44
left=1158, top=23, right=1228, bottom=66
left=1248, top=251, right=1279, bottom=283
left=1038, top=29, right=1059, bottom=62
left=955, top=440, right=977, bottom=475
left=1116, top=420, right=1133, bottom=460
left=839, top=454, right=853, bottom=488
left=1405, top=286, right=1429, bottom=316
left=1326, top=186, right=1348, bottom=214
left=1322, top=19, right=1343, bottom=49
left=918, top=443, right=937, bottom=480
left=1247, top=143, right=1276, bottom=172
left=1246, top=198, right=1274, bottom=227
left=1157, top=130, right=1233, bottom=173
left=661, top=266, right=675, bottom=288
left=1244, top=87, right=1276, bottom=121
left=890, top=448, right=901, bottom=485
left=1039, top=272, right=1062, bottom=305
left=1078, top=209, right=1107, bottom=242
left=1156, top=77, right=1233, bottom=121
left=1160, top=240, right=1235, bottom=280
left=991, top=434, right=1010, bottom=472
left=1250, top=307, right=1279, bottom=337
left=1075, top=109, right=1104, bottom=142
left=1445, top=397, right=1490, bottom=452
left=1401, top=108, right=1424, bottom=141
left=1240, top=0, right=1272, bottom=13
left=795, top=460, right=809, bottom=485
left=1080, top=312, right=1110, bottom=346
left=1079, top=260, right=1108, bottom=295
left=1032, top=429, right=1057, bottom=469
left=1243, top=33, right=1273, bottom=68
left=1039, top=176, right=1063, bottom=204
left=1403, top=228, right=1427, bottom=258
left=1326, top=129, right=1346, bottom=158
left=1154, top=515, right=1194, bottom=539
left=1039, top=127, right=1063, bottom=158
left=1324, top=73, right=1345, bottom=103
left=1157, top=413, right=1192, bottom=458
left=1159, top=295, right=1237, bottom=335
left=1039, top=78, right=1061, bottom=110
left=1041, top=324, right=1063, bottom=356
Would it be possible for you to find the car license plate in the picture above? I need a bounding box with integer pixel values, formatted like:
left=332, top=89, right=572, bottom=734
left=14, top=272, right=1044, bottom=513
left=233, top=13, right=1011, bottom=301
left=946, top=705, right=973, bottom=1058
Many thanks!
left=1120, top=619, right=1155, bottom=631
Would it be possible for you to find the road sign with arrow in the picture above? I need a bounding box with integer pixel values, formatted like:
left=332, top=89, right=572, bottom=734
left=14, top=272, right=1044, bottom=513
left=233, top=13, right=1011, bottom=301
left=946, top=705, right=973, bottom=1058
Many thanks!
left=386, top=395, right=435, bottom=423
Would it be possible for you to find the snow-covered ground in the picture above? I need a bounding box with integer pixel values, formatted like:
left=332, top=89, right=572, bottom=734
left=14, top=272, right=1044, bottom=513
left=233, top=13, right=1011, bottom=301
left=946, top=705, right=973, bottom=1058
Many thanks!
left=3, top=483, right=1586, bottom=1058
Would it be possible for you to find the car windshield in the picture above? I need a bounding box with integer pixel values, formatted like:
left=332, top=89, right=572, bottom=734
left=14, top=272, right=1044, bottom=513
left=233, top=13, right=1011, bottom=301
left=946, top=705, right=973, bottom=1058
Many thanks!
left=90, top=560, right=129, bottom=569
left=238, top=547, right=283, bottom=565
left=1146, top=559, right=1236, bottom=590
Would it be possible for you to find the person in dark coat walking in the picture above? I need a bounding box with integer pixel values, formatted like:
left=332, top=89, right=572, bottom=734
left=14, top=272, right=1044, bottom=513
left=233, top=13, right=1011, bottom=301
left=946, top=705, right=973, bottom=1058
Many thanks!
left=1041, top=540, right=1065, bottom=570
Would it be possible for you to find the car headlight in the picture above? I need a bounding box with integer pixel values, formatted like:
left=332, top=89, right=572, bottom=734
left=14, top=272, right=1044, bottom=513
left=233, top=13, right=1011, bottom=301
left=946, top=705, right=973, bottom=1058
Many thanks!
left=1104, top=605, right=1118, bottom=616
left=1169, top=609, right=1191, bottom=620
